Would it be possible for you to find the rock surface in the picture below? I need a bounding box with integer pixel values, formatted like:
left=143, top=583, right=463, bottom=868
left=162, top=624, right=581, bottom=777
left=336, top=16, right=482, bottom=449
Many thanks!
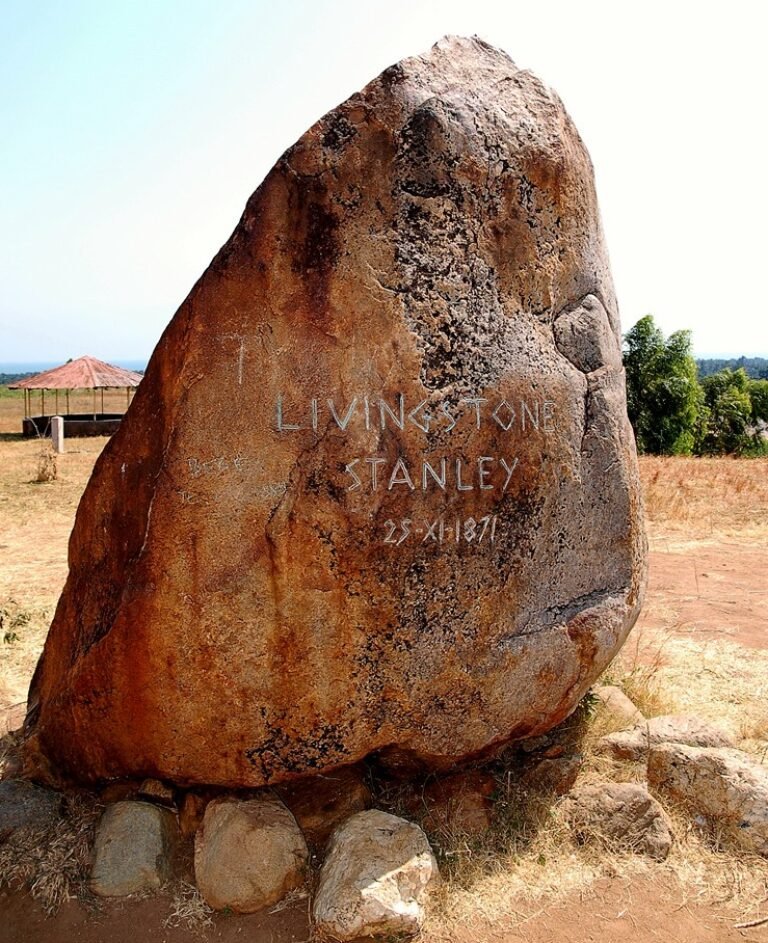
left=194, top=796, right=308, bottom=912
left=23, top=35, right=645, bottom=789
left=562, top=781, right=672, bottom=860
left=313, top=810, right=439, bottom=940
left=1, top=702, right=26, bottom=738
left=0, top=779, right=61, bottom=841
left=278, top=765, right=371, bottom=848
left=409, top=770, right=496, bottom=836
left=90, top=800, right=179, bottom=896
left=179, top=791, right=209, bottom=837
left=598, top=715, right=734, bottom=761
left=591, top=685, right=644, bottom=725
left=520, top=753, right=583, bottom=795
left=648, top=744, right=768, bottom=855
left=137, top=778, right=175, bottom=807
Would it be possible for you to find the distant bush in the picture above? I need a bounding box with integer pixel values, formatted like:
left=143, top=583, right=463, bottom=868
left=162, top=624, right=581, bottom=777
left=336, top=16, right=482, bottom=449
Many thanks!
left=624, top=317, right=767, bottom=457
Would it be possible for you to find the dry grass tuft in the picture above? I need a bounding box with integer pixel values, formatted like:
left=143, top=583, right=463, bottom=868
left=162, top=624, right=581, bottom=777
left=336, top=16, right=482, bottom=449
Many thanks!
left=0, top=793, right=102, bottom=914
left=164, top=880, right=214, bottom=931
left=34, top=444, right=58, bottom=483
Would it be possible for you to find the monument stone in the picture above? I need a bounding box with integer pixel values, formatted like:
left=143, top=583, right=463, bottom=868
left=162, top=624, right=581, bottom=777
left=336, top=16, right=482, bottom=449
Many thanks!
left=22, top=36, right=646, bottom=789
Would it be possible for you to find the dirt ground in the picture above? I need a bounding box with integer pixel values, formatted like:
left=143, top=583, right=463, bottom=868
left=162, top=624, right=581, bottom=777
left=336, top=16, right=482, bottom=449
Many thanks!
left=1, top=874, right=765, bottom=943
left=0, top=394, right=767, bottom=941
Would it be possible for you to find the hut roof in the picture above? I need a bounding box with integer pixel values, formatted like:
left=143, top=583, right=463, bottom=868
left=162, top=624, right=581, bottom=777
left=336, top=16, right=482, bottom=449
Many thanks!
left=9, top=356, right=143, bottom=390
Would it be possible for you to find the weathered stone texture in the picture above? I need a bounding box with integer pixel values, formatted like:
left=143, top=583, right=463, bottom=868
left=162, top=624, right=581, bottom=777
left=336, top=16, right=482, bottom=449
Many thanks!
left=0, top=779, right=61, bottom=841
left=277, top=765, right=372, bottom=848
left=23, top=35, right=645, bottom=789
left=313, top=810, right=439, bottom=940
left=591, top=685, right=644, bottom=726
left=598, top=715, right=734, bottom=762
left=562, top=781, right=672, bottom=861
left=90, top=801, right=179, bottom=897
left=194, top=797, right=308, bottom=912
left=648, top=744, right=768, bottom=855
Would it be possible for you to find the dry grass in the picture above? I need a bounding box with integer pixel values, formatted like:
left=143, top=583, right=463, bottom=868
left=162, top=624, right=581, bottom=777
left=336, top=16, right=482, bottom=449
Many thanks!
left=34, top=445, right=58, bottom=483
left=0, top=435, right=106, bottom=719
left=164, top=881, right=214, bottom=931
left=0, top=793, right=102, bottom=914
left=422, top=648, right=768, bottom=939
left=639, top=455, right=768, bottom=540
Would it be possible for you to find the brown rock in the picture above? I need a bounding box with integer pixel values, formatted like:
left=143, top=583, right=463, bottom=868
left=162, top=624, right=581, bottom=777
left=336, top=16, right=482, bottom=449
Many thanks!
left=591, top=685, right=644, bottom=726
left=561, top=781, right=672, bottom=861
left=277, top=765, right=371, bottom=848
left=23, top=35, right=646, bottom=789
left=412, top=770, right=496, bottom=837
left=597, top=715, right=734, bottom=762
left=179, top=791, right=209, bottom=838
left=648, top=744, right=768, bottom=855
left=137, top=778, right=176, bottom=807
left=520, top=754, right=583, bottom=795
left=194, top=796, right=308, bottom=912
left=99, top=781, right=141, bottom=804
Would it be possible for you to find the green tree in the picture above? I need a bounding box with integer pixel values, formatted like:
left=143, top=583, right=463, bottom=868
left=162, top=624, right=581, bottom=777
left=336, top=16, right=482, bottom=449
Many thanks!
left=748, top=378, right=768, bottom=423
left=623, top=315, right=703, bottom=455
left=699, top=368, right=760, bottom=455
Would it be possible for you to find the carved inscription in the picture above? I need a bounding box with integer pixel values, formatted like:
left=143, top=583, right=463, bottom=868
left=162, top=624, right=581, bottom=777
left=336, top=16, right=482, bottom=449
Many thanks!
left=383, top=515, right=498, bottom=545
left=273, top=393, right=556, bottom=547
left=181, top=393, right=554, bottom=548
left=276, top=394, right=556, bottom=435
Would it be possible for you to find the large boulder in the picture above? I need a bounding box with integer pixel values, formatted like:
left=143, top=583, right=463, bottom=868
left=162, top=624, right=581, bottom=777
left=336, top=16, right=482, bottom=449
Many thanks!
left=22, top=35, right=645, bottom=789
left=313, top=810, right=439, bottom=940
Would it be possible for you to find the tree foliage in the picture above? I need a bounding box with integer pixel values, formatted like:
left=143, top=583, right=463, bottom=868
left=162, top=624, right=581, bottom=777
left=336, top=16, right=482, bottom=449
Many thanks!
left=623, top=316, right=768, bottom=456
left=698, top=368, right=753, bottom=454
left=623, top=315, right=702, bottom=455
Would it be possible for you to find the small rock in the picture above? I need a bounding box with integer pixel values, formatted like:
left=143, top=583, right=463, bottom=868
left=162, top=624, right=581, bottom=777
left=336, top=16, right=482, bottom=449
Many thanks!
left=99, top=780, right=141, bottom=804
left=561, top=781, right=672, bottom=861
left=591, top=685, right=644, bottom=725
left=179, top=792, right=209, bottom=838
left=648, top=744, right=768, bottom=855
left=418, top=771, right=495, bottom=837
left=0, top=779, right=62, bottom=841
left=195, top=796, right=308, bottom=913
left=137, top=778, right=175, bottom=807
left=0, top=702, right=26, bottom=738
left=90, top=800, right=179, bottom=896
left=597, top=715, right=734, bottom=761
left=313, top=809, right=440, bottom=941
left=521, top=754, right=583, bottom=796
left=278, top=765, right=371, bottom=849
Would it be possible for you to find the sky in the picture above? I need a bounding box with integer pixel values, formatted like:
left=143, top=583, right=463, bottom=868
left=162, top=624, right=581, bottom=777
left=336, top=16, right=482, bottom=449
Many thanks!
left=1, top=0, right=766, bottom=363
